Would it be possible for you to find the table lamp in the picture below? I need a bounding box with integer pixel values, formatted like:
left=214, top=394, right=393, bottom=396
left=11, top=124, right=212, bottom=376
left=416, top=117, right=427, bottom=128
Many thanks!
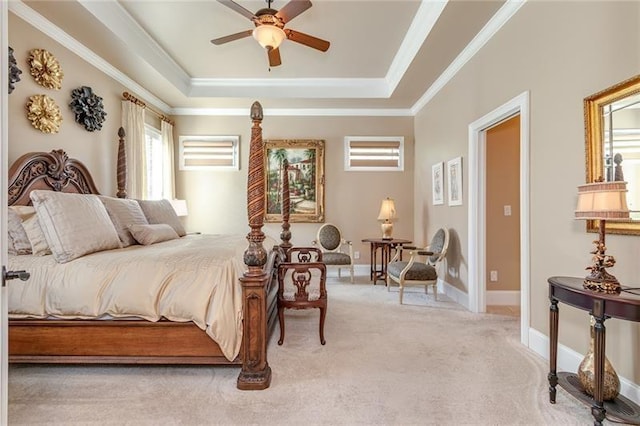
left=377, top=197, right=396, bottom=240
left=575, top=179, right=629, bottom=293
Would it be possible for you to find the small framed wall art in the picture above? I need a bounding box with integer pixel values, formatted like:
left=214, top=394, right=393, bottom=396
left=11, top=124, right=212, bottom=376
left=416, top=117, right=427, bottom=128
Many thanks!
left=432, top=162, right=444, bottom=205
left=447, top=156, right=463, bottom=206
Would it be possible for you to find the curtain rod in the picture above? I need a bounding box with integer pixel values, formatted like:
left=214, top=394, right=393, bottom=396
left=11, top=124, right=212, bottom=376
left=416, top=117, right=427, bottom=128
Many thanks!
left=122, top=91, right=174, bottom=126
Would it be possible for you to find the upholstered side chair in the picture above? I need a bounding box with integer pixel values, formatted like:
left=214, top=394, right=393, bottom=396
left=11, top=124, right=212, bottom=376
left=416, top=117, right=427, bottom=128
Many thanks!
left=277, top=261, right=327, bottom=345
left=312, top=223, right=354, bottom=283
left=386, top=227, right=450, bottom=304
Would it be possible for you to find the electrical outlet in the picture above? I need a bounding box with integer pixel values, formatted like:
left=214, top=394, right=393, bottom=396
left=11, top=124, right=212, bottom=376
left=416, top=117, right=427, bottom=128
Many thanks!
left=490, top=270, right=498, bottom=282
left=504, top=205, right=512, bottom=216
left=354, top=251, right=360, bottom=260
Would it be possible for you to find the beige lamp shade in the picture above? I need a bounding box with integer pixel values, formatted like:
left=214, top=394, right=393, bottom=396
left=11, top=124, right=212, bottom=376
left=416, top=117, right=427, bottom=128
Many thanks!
left=575, top=181, right=629, bottom=220
left=377, top=198, right=397, bottom=222
left=252, top=25, right=286, bottom=49
left=169, top=199, right=189, bottom=217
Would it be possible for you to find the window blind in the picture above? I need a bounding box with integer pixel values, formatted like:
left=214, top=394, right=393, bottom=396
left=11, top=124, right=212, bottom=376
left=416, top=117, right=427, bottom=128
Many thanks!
left=344, top=136, right=404, bottom=171
left=179, top=136, right=239, bottom=170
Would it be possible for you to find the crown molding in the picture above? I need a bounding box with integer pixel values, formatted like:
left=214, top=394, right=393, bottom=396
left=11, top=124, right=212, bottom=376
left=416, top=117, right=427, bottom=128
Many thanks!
left=410, top=0, right=527, bottom=115
left=385, top=0, right=448, bottom=92
left=77, top=0, right=191, bottom=94
left=189, top=77, right=389, bottom=98
left=171, top=107, right=413, bottom=117
left=9, top=1, right=172, bottom=113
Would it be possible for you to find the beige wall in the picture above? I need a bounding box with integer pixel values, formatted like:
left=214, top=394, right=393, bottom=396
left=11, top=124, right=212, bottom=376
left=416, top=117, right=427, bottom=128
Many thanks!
left=8, top=14, right=129, bottom=196
left=486, top=115, right=520, bottom=292
left=414, top=1, right=640, bottom=381
left=174, top=115, right=414, bottom=263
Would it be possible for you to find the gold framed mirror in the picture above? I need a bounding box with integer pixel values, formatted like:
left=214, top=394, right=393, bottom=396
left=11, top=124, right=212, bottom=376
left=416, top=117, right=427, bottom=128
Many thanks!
left=584, top=74, right=640, bottom=235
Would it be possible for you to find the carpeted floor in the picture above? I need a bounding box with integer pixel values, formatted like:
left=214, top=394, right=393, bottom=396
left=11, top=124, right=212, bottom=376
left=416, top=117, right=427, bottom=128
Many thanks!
left=8, top=275, right=598, bottom=425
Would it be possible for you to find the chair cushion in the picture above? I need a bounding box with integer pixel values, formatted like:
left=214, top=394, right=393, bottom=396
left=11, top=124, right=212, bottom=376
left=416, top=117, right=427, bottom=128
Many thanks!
left=322, top=252, right=351, bottom=265
left=387, top=262, right=437, bottom=281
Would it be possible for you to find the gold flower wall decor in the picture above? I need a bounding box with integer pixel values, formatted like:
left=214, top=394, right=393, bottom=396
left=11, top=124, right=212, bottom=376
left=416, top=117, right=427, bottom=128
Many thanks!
left=28, top=48, right=64, bottom=90
left=26, top=94, right=62, bottom=133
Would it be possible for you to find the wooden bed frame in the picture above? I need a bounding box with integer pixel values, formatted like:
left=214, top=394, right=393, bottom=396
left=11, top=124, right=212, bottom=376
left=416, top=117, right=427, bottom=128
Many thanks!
left=7, top=102, right=289, bottom=390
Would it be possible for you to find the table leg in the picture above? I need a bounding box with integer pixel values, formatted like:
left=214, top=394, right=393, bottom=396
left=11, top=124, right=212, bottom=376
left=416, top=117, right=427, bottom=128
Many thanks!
left=591, top=315, right=606, bottom=426
left=548, top=298, right=558, bottom=403
left=368, top=243, right=374, bottom=281
left=380, top=244, right=391, bottom=285
left=373, top=244, right=377, bottom=284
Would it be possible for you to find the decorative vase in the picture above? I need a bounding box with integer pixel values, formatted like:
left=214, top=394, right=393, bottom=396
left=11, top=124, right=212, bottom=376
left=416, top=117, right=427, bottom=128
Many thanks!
left=577, top=317, right=620, bottom=401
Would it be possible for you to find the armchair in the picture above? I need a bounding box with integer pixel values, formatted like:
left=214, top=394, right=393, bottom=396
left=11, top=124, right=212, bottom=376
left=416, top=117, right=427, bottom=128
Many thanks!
left=386, top=228, right=450, bottom=304
left=312, top=223, right=354, bottom=283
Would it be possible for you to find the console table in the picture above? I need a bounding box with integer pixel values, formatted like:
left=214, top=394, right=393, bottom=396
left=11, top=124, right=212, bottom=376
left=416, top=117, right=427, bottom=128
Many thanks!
left=361, top=238, right=411, bottom=285
left=548, top=276, right=640, bottom=425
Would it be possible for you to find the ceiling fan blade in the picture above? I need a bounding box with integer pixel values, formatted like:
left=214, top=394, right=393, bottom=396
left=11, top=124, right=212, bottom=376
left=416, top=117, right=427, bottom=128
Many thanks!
left=217, top=0, right=256, bottom=20
left=275, top=0, right=312, bottom=24
left=268, top=47, right=282, bottom=67
left=211, top=29, right=253, bottom=45
left=284, top=29, right=330, bottom=52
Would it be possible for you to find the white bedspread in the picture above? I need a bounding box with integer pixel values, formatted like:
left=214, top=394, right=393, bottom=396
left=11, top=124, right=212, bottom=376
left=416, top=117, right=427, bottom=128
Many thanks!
left=7, top=234, right=258, bottom=361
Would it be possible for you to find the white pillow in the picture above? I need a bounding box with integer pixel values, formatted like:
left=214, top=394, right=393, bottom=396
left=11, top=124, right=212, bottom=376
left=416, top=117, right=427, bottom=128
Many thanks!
left=30, top=190, right=122, bottom=263
left=7, top=207, right=32, bottom=255
left=137, top=199, right=186, bottom=237
left=129, top=223, right=179, bottom=245
left=99, top=196, right=149, bottom=247
left=10, top=205, right=50, bottom=256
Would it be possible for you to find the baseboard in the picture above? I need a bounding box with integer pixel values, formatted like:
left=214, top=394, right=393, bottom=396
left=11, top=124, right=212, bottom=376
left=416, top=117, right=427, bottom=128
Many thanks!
left=486, top=290, right=520, bottom=306
left=440, top=280, right=469, bottom=308
left=528, top=327, right=640, bottom=405
left=326, top=264, right=369, bottom=278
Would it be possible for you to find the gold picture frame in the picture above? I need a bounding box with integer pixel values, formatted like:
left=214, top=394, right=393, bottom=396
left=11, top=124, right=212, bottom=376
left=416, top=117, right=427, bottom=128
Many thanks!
left=584, top=74, right=640, bottom=235
left=264, top=139, right=325, bottom=223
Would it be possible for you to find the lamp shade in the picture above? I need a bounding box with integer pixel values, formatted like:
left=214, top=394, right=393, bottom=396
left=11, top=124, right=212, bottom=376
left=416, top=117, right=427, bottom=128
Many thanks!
left=575, top=181, right=629, bottom=220
left=377, top=197, right=397, bottom=222
left=252, top=25, right=286, bottom=49
left=169, top=199, right=189, bottom=217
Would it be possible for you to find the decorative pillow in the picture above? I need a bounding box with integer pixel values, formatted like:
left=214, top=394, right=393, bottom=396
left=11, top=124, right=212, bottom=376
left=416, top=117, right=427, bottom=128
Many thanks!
left=30, top=190, right=122, bottom=263
left=99, top=196, right=149, bottom=247
left=7, top=207, right=32, bottom=255
left=136, top=199, right=186, bottom=237
left=129, top=224, right=179, bottom=245
left=22, top=214, right=52, bottom=256
left=9, top=205, right=50, bottom=256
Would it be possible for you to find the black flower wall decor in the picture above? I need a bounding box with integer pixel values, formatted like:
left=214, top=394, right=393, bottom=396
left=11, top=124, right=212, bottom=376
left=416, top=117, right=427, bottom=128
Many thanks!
left=69, top=86, right=107, bottom=132
left=8, top=46, right=22, bottom=94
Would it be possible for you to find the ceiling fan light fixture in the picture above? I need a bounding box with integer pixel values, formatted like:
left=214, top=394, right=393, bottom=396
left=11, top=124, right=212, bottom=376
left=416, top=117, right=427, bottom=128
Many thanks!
left=252, top=25, right=286, bottom=49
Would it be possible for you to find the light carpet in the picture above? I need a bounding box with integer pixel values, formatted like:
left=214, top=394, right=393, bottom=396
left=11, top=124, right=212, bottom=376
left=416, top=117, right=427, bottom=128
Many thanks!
left=9, top=276, right=597, bottom=425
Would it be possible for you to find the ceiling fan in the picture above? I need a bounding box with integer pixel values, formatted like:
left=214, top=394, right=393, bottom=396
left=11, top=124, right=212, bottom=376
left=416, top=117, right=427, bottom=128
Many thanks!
left=211, top=0, right=330, bottom=67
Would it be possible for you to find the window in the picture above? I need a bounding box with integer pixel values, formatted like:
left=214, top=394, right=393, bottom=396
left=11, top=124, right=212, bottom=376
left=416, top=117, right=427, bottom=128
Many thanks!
left=144, top=124, right=165, bottom=200
left=179, top=135, right=240, bottom=170
left=344, top=136, right=404, bottom=171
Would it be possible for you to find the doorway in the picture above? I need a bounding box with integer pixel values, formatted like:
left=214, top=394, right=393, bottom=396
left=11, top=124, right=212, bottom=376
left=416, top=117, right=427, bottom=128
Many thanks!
left=468, top=91, right=530, bottom=346
left=485, top=115, right=521, bottom=317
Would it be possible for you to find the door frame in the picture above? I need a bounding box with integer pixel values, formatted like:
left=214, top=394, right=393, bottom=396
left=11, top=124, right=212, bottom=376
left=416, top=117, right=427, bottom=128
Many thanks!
left=467, top=91, right=530, bottom=346
left=1, top=0, right=10, bottom=422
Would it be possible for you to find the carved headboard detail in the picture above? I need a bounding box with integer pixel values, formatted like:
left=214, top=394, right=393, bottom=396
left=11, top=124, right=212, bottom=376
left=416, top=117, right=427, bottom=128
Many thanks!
left=8, top=149, right=101, bottom=206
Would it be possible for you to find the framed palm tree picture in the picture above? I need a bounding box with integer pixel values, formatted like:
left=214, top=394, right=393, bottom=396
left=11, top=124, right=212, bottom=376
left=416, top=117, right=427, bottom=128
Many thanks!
left=264, top=139, right=325, bottom=223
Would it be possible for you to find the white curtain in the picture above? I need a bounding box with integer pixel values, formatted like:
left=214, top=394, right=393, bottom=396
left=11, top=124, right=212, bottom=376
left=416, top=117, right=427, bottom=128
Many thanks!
left=121, top=100, right=147, bottom=199
left=161, top=120, right=176, bottom=200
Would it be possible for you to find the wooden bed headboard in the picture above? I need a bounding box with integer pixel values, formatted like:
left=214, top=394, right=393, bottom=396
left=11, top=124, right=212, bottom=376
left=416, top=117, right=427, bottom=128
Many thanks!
left=8, top=127, right=126, bottom=206
left=8, top=149, right=101, bottom=206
